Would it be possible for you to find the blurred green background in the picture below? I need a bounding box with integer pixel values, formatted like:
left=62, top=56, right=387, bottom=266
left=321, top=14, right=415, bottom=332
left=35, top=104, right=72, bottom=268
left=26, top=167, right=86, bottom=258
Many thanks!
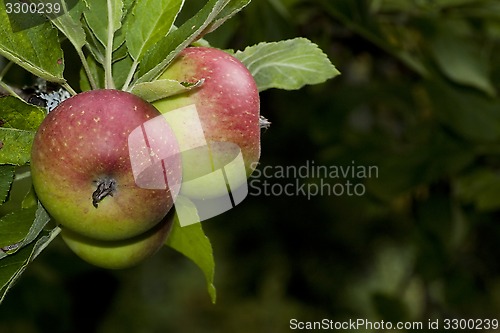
left=4, top=0, right=500, bottom=332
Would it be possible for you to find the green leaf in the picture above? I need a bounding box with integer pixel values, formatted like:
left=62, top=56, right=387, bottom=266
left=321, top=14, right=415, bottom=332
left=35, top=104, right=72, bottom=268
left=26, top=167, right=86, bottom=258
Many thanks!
left=0, top=202, right=51, bottom=259
left=426, top=80, right=500, bottom=142
left=430, top=26, right=495, bottom=96
left=82, top=21, right=105, bottom=64
left=112, top=39, right=129, bottom=63
left=235, top=38, right=340, bottom=92
left=0, top=129, right=36, bottom=166
left=126, top=0, right=184, bottom=62
left=23, top=202, right=51, bottom=251
left=166, top=196, right=216, bottom=303
left=106, top=0, right=135, bottom=57
left=0, top=227, right=60, bottom=304
left=204, top=0, right=251, bottom=35
left=0, top=206, right=37, bottom=251
left=21, top=186, right=37, bottom=209
left=83, top=0, right=124, bottom=48
left=0, top=0, right=65, bottom=83
left=131, top=78, right=204, bottom=102
left=83, top=0, right=124, bottom=88
left=0, top=240, right=34, bottom=301
left=136, top=0, right=231, bottom=85
left=112, top=54, right=134, bottom=89
left=0, top=166, right=32, bottom=216
left=0, top=97, right=45, bottom=165
left=44, top=0, right=87, bottom=50
left=0, top=96, right=46, bottom=131
left=0, top=165, right=15, bottom=204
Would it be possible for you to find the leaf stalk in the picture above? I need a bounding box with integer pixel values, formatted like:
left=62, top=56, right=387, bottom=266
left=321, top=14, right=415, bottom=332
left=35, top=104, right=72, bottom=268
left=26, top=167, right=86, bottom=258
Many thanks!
left=105, top=0, right=116, bottom=89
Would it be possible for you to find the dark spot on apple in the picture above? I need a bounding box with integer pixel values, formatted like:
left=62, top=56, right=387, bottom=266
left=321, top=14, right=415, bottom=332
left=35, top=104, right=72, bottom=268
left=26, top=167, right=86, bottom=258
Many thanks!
left=0, top=141, right=3, bottom=149
left=92, top=177, right=117, bottom=208
left=0, top=119, right=5, bottom=127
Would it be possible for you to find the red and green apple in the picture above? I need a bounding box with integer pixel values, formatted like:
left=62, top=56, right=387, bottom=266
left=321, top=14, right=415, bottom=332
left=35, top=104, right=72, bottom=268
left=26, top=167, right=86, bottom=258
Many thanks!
left=31, top=89, right=181, bottom=241
left=153, top=47, right=260, bottom=199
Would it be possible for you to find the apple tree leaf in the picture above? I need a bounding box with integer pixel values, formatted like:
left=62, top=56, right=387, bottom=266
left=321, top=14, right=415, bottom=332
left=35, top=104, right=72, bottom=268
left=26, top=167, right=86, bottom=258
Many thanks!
left=21, top=186, right=37, bottom=209
left=82, top=3, right=126, bottom=64
left=0, top=202, right=51, bottom=260
left=0, top=166, right=35, bottom=216
left=126, top=0, right=184, bottom=62
left=430, top=27, right=495, bottom=96
left=0, top=0, right=64, bottom=83
left=0, top=129, right=35, bottom=166
left=112, top=54, right=134, bottom=89
left=111, top=0, right=136, bottom=54
left=0, top=240, right=35, bottom=302
left=131, top=78, right=204, bottom=102
left=0, top=165, right=15, bottom=204
left=83, top=0, right=124, bottom=49
left=0, top=207, right=38, bottom=252
left=0, top=97, right=46, bottom=165
left=166, top=196, right=216, bottom=303
left=82, top=20, right=105, bottom=64
left=135, top=0, right=231, bottom=85
left=0, top=226, right=59, bottom=305
left=204, top=0, right=251, bottom=35
left=22, top=202, right=52, bottom=252
left=42, top=0, right=87, bottom=50
left=0, top=97, right=46, bottom=131
left=426, top=80, right=500, bottom=143
left=235, top=38, right=340, bottom=92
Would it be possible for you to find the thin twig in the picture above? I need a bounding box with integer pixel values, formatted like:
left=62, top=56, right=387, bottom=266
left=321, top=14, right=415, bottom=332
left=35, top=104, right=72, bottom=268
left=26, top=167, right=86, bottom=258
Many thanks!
left=78, top=49, right=98, bottom=90
left=0, top=61, right=14, bottom=81
left=0, top=61, right=23, bottom=99
left=121, top=60, right=139, bottom=91
left=62, top=82, right=77, bottom=96
left=0, top=80, right=24, bottom=100
left=104, top=0, right=116, bottom=89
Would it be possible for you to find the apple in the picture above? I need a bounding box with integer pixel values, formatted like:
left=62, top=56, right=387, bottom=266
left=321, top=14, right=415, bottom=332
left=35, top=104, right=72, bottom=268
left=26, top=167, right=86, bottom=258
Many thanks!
left=61, top=211, right=174, bottom=269
left=31, top=89, right=182, bottom=241
left=153, top=47, right=260, bottom=199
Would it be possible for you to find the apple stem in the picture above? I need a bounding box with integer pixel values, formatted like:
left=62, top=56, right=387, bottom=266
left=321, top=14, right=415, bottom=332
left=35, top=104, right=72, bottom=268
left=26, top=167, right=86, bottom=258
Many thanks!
left=92, top=177, right=117, bottom=208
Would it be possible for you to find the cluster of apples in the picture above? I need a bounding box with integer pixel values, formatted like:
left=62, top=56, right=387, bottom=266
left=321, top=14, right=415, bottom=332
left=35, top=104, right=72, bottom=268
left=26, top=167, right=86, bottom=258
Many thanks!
left=30, top=47, right=261, bottom=269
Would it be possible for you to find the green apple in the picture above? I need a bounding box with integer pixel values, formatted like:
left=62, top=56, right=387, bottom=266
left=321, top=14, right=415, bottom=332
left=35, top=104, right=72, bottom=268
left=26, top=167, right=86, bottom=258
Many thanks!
left=61, top=212, right=174, bottom=269
left=31, top=89, right=182, bottom=241
left=153, top=47, right=260, bottom=200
